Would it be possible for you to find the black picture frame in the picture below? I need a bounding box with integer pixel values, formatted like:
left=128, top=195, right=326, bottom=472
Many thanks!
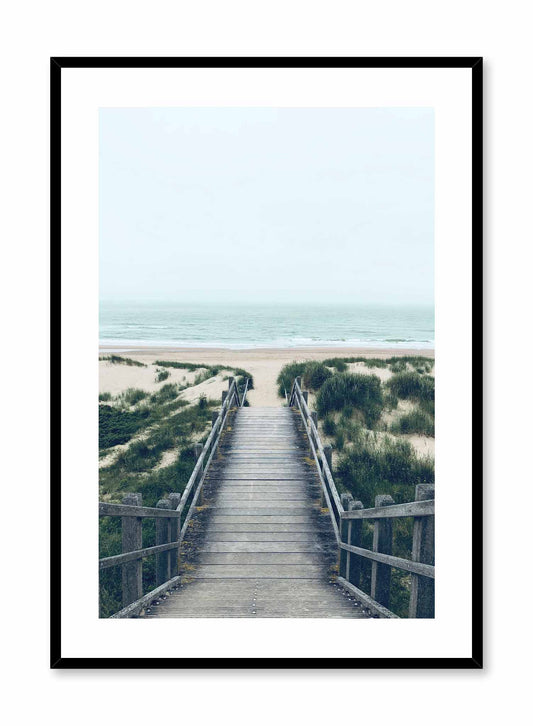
left=50, top=56, right=483, bottom=670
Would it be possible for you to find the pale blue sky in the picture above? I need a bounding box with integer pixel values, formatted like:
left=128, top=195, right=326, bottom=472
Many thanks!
left=99, top=107, right=434, bottom=304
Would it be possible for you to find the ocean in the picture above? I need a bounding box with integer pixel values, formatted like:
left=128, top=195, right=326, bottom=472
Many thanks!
left=99, top=301, right=434, bottom=350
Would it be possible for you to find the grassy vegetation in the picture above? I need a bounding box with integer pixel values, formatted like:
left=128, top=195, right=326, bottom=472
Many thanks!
left=336, top=430, right=434, bottom=507
left=155, top=360, right=214, bottom=371
left=277, top=362, right=307, bottom=397
left=277, top=354, right=435, bottom=618
left=302, top=361, right=332, bottom=390
left=99, top=355, right=146, bottom=367
left=389, top=409, right=435, bottom=437
left=322, top=355, right=433, bottom=372
left=387, top=371, right=434, bottom=404
left=155, top=368, right=170, bottom=382
left=316, top=372, right=383, bottom=428
left=323, top=358, right=348, bottom=372
left=99, top=405, right=152, bottom=448
left=120, top=388, right=148, bottom=406
left=99, top=370, right=220, bottom=616
left=154, top=360, right=253, bottom=396
left=99, top=392, right=112, bottom=402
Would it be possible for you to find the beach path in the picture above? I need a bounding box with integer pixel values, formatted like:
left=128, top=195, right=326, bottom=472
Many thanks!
left=144, top=407, right=368, bottom=618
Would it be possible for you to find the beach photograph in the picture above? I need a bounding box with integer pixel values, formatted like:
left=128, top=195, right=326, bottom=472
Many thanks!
left=98, top=107, right=435, bottom=620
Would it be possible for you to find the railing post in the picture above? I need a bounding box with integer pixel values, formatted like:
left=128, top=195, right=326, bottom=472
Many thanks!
left=321, top=444, right=333, bottom=509
left=168, top=493, right=181, bottom=578
left=222, top=390, right=228, bottom=405
left=339, top=493, right=354, bottom=575
left=302, top=390, right=309, bottom=405
left=409, top=484, right=435, bottom=618
left=211, top=411, right=218, bottom=428
left=323, top=444, right=332, bottom=472
left=346, top=500, right=364, bottom=586
left=370, top=494, right=395, bottom=607
left=121, top=493, right=143, bottom=608
left=194, top=442, right=204, bottom=504
left=156, top=499, right=172, bottom=586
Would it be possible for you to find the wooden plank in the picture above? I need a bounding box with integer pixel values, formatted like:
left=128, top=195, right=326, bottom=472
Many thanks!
left=207, top=532, right=319, bottom=541
left=339, top=542, right=435, bottom=579
left=198, top=542, right=323, bottom=552
left=341, top=499, right=435, bottom=520
left=209, top=515, right=312, bottom=524
left=99, top=502, right=180, bottom=518
left=197, top=553, right=325, bottom=565
left=211, top=502, right=312, bottom=510
left=336, top=577, right=399, bottom=619
left=110, top=576, right=181, bottom=618
left=192, top=565, right=326, bottom=578
left=100, top=540, right=180, bottom=569
left=207, top=523, right=318, bottom=533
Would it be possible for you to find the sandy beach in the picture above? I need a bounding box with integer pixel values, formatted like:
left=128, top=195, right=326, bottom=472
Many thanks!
left=99, top=346, right=434, bottom=407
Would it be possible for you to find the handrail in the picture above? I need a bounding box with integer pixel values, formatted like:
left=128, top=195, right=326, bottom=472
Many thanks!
left=177, top=377, right=239, bottom=522
left=288, top=376, right=435, bottom=619
left=289, top=378, right=344, bottom=532
left=340, top=499, right=435, bottom=520
left=240, top=377, right=250, bottom=407
left=98, top=377, right=241, bottom=618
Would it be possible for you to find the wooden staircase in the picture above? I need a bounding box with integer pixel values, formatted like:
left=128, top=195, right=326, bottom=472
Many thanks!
left=144, top=407, right=368, bottom=618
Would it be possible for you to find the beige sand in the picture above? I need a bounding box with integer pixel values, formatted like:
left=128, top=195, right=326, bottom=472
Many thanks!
left=99, top=346, right=434, bottom=408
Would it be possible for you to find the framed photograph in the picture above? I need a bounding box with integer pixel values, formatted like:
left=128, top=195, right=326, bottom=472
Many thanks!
left=51, top=56, right=482, bottom=668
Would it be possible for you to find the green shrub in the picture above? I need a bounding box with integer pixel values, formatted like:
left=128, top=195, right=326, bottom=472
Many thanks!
left=115, top=441, right=163, bottom=472
left=150, top=383, right=179, bottom=404
left=99, top=392, right=112, bottom=402
left=363, top=358, right=388, bottom=369
left=390, top=359, right=408, bottom=373
left=390, top=409, right=435, bottom=437
left=387, top=372, right=434, bottom=403
left=303, top=361, right=332, bottom=390
left=322, top=358, right=348, bottom=372
left=234, top=368, right=254, bottom=390
left=277, top=362, right=307, bottom=397
left=121, top=388, right=148, bottom=406
left=323, top=415, right=336, bottom=437
left=98, top=405, right=151, bottom=448
left=156, top=368, right=170, bottom=382
left=316, top=373, right=384, bottom=428
left=99, top=355, right=145, bottom=367
left=336, top=431, right=434, bottom=508
left=154, top=360, right=205, bottom=370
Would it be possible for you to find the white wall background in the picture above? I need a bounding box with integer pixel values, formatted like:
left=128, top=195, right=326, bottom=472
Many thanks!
left=0, top=1, right=528, bottom=723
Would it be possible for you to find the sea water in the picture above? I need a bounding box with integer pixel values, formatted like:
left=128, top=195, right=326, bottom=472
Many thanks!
left=99, top=301, right=434, bottom=349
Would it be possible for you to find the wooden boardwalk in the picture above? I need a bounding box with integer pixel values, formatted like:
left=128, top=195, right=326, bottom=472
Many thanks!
left=145, top=407, right=368, bottom=618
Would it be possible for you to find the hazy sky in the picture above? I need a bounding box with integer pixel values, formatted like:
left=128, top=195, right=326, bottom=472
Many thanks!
left=99, top=107, right=434, bottom=304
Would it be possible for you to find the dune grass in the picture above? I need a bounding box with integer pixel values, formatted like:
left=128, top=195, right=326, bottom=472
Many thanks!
left=155, top=368, right=170, bottom=382
left=99, top=355, right=146, bottom=367
left=389, top=408, right=435, bottom=437
left=99, top=392, right=112, bottom=402
left=302, top=361, right=332, bottom=390
left=336, top=430, right=434, bottom=508
left=277, top=362, right=307, bottom=397
left=387, top=372, right=434, bottom=403
left=120, top=388, right=148, bottom=406
left=316, top=372, right=384, bottom=428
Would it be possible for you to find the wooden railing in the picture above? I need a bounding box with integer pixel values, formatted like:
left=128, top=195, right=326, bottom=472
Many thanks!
left=289, top=377, right=435, bottom=619
left=240, top=377, right=250, bottom=407
left=98, top=377, right=241, bottom=618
